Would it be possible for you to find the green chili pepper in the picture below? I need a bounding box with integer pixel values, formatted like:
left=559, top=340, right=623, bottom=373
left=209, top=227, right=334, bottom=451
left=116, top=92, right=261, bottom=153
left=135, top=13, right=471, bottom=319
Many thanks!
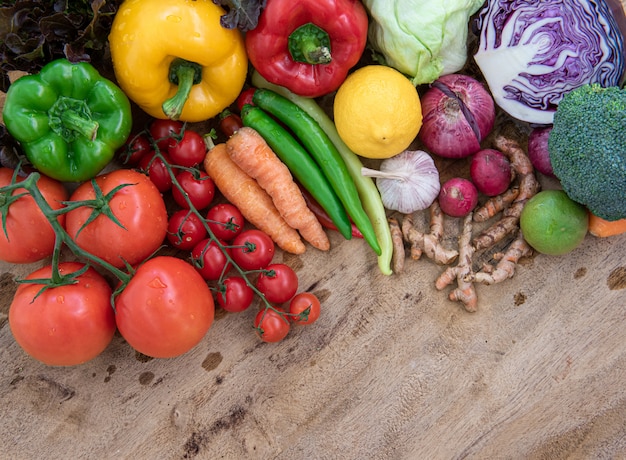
left=251, top=70, right=393, bottom=275
left=252, top=87, right=381, bottom=256
left=3, top=59, right=133, bottom=182
left=240, top=104, right=353, bottom=240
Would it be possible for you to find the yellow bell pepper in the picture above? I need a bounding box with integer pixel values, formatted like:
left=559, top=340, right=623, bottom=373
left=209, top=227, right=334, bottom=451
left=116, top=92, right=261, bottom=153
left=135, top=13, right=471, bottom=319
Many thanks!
left=108, top=0, right=248, bottom=123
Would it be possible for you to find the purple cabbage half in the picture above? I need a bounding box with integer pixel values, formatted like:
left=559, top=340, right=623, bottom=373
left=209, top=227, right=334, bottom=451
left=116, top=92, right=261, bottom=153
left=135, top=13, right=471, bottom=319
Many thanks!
left=473, top=0, right=626, bottom=125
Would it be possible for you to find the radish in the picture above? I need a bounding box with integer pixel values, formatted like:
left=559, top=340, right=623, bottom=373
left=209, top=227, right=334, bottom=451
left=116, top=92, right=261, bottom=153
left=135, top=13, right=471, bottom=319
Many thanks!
left=470, top=148, right=513, bottom=196
left=527, top=126, right=555, bottom=177
left=438, top=178, right=478, bottom=217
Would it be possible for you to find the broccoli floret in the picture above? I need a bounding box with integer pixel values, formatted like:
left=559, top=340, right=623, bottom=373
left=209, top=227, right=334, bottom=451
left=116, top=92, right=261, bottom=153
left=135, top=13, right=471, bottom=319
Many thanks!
left=548, top=84, right=626, bottom=221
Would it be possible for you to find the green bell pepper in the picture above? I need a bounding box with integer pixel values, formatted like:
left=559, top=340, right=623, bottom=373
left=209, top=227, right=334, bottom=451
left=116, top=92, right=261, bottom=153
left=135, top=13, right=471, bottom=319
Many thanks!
left=3, top=59, right=132, bottom=182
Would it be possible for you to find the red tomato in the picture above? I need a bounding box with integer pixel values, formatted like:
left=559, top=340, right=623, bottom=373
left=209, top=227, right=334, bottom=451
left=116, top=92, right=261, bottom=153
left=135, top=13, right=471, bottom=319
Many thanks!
left=191, top=238, right=232, bottom=281
left=172, top=170, right=215, bottom=210
left=236, top=88, right=257, bottom=112
left=206, top=203, right=244, bottom=241
left=149, top=119, right=183, bottom=151
left=215, top=276, right=254, bottom=313
left=116, top=133, right=151, bottom=166
left=9, top=262, right=115, bottom=366
left=167, top=129, right=206, bottom=167
left=254, top=307, right=290, bottom=343
left=288, top=292, right=321, bottom=325
left=138, top=151, right=173, bottom=193
left=231, top=229, right=274, bottom=270
left=167, top=209, right=207, bottom=251
left=256, top=263, right=298, bottom=304
left=0, top=169, right=68, bottom=264
left=115, top=256, right=214, bottom=358
left=65, top=169, right=168, bottom=268
left=218, top=111, right=243, bottom=138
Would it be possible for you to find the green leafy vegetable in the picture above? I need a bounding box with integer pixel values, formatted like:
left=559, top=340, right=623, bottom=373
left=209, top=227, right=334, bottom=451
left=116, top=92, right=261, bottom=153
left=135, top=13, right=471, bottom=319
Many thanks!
left=213, top=0, right=266, bottom=32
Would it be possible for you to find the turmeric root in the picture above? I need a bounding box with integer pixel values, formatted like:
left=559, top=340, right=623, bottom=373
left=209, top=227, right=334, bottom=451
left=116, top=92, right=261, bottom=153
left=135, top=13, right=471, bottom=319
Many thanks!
left=472, top=136, right=540, bottom=251
left=435, top=213, right=478, bottom=312
left=473, top=185, right=520, bottom=223
left=401, top=202, right=459, bottom=265
left=468, top=231, right=533, bottom=285
left=389, top=216, right=405, bottom=274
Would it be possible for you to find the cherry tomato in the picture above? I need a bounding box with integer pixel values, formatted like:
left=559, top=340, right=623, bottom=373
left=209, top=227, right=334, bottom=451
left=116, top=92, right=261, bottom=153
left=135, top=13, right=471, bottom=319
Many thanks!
left=115, top=256, right=214, bottom=358
left=138, top=151, right=173, bottom=193
left=254, top=307, right=290, bottom=343
left=256, top=263, right=298, bottom=304
left=231, top=229, right=274, bottom=270
left=0, top=168, right=68, bottom=264
left=236, top=88, right=257, bottom=112
left=218, top=110, right=243, bottom=138
left=149, top=119, right=183, bottom=151
left=65, top=169, right=168, bottom=268
left=288, top=292, right=321, bottom=325
left=172, top=170, right=215, bottom=210
left=215, top=276, right=254, bottom=313
left=191, top=238, right=232, bottom=281
left=116, top=133, right=151, bottom=166
left=167, top=129, right=206, bottom=167
left=167, top=209, right=207, bottom=251
left=9, top=262, right=115, bottom=366
left=206, top=203, right=244, bottom=241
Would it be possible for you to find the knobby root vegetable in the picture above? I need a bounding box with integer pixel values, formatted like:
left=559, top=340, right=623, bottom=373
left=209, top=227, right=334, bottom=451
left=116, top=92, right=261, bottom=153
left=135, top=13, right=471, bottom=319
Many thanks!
left=400, top=202, right=459, bottom=265
left=204, top=142, right=306, bottom=254
left=435, top=213, right=478, bottom=312
left=389, top=216, right=405, bottom=274
left=226, top=127, right=330, bottom=251
left=468, top=231, right=533, bottom=285
left=472, top=135, right=540, bottom=251
left=473, top=185, right=520, bottom=223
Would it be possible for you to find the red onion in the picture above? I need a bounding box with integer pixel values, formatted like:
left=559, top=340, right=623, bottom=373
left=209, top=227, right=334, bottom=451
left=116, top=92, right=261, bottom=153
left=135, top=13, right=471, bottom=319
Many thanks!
left=418, top=74, right=495, bottom=159
left=527, top=126, right=555, bottom=178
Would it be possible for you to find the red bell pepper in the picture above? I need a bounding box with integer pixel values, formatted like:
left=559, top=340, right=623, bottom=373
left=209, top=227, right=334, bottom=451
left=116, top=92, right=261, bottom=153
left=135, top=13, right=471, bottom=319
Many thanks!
left=245, top=0, right=368, bottom=98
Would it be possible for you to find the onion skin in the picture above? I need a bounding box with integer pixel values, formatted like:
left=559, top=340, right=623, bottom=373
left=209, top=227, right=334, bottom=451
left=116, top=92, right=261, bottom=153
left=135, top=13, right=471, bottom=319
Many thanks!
left=527, top=126, right=555, bottom=178
left=418, top=74, right=495, bottom=159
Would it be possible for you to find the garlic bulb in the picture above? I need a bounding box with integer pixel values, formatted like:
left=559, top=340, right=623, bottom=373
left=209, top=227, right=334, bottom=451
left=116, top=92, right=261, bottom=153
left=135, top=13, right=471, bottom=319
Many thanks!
left=361, top=149, right=440, bottom=213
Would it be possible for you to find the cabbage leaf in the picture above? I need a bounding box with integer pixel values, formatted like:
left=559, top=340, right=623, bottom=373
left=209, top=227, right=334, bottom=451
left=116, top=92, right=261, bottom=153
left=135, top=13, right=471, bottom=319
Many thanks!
left=362, top=0, right=485, bottom=85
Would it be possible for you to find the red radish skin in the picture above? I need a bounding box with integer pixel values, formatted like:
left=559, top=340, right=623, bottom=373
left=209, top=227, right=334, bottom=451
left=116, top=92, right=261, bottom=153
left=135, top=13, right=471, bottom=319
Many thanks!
left=528, top=126, right=555, bottom=177
left=419, top=74, right=496, bottom=159
left=470, top=149, right=513, bottom=196
left=439, top=178, right=479, bottom=217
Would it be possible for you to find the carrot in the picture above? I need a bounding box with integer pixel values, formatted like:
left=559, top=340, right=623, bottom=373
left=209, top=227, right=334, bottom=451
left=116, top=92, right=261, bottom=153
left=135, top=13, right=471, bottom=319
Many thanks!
left=588, top=213, right=626, bottom=237
left=226, top=127, right=330, bottom=251
left=203, top=142, right=306, bottom=255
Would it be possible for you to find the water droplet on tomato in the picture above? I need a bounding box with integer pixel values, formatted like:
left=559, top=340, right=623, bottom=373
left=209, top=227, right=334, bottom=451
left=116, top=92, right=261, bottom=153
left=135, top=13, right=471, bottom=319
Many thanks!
left=118, top=200, right=127, bottom=210
left=56, top=295, right=65, bottom=304
left=148, top=277, right=167, bottom=289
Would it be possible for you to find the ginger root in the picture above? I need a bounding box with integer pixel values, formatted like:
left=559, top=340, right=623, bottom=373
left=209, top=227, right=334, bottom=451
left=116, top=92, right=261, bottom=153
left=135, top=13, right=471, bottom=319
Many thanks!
left=389, top=216, right=405, bottom=274
left=473, top=185, right=520, bottom=223
left=468, top=231, right=533, bottom=285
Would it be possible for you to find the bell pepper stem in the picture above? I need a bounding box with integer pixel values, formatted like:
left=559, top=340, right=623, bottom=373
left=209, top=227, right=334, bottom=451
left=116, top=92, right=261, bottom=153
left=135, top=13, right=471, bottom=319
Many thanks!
left=48, top=96, right=99, bottom=142
left=288, top=23, right=332, bottom=65
left=162, top=59, right=203, bottom=120
left=60, top=111, right=99, bottom=141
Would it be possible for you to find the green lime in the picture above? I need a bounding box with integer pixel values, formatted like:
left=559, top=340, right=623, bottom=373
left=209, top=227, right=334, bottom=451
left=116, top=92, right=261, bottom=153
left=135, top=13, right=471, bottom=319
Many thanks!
left=520, top=190, right=589, bottom=256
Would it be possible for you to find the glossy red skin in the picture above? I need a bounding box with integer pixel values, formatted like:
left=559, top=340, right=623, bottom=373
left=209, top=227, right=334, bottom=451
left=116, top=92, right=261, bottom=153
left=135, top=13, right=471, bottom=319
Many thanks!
left=528, top=126, right=555, bottom=177
left=149, top=119, right=183, bottom=151
left=115, top=256, right=215, bottom=358
left=117, top=133, right=152, bottom=166
left=419, top=74, right=495, bottom=159
left=218, top=111, right=244, bottom=138
left=438, top=178, right=479, bottom=218
left=254, top=307, right=290, bottom=343
left=256, top=263, right=298, bottom=304
left=9, top=262, right=115, bottom=366
left=138, top=151, right=173, bottom=193
left=0, top=168, right=68, bottom=264
left=206, top=203, right=245, bottom=241
left=167, top=209, right=207, bottom=251
left=235, top=88, right=257, bottom=113
left=191, top=238, right=232, bottom=281
left=167, top=129, right=206, bottom=168
left=65, top=169, right=168, bottom=268
left=289, top=292, right=321, bottom=325
left=216, top=276, right=254, bottom=313
left=231, top=229, right=275, bottom=270
left=172, top=170, right=215, bottom=210
left=245, top=0, right=369, bottom=97
left=470, top=149, right=512, bottom=196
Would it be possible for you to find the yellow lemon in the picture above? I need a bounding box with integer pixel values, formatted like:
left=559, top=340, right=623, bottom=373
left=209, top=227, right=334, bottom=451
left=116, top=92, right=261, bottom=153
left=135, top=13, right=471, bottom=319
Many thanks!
left=333, top=65, right=422, bottom=159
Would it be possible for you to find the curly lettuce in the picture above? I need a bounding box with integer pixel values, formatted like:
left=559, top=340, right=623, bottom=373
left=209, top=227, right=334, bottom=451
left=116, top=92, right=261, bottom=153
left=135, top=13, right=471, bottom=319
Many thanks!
left=362, top=0, right=485, bottom=85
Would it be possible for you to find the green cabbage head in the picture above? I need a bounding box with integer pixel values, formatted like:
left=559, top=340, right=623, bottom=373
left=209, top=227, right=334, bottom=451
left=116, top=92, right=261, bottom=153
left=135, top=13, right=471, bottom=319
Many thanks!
left=363, top=0, right=485, bottom=85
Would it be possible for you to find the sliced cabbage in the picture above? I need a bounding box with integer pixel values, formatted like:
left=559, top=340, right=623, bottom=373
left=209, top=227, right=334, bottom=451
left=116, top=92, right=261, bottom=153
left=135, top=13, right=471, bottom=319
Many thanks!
left=474, top=0, right=626, bottom=125
left=363, top=0, right=486, bottom=86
